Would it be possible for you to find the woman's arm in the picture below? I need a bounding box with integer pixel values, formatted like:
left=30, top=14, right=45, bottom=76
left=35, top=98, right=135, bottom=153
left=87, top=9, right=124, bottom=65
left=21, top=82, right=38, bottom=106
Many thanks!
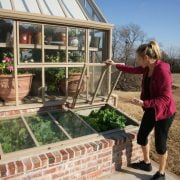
left=115, top=64, right=145, bottom=74
left=105, top=60, right=145, bottom=74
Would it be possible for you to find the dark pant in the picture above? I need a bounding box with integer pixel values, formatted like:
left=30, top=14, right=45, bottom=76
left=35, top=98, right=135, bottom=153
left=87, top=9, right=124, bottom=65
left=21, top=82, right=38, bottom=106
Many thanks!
left=137, top=108, right=175, bottom=155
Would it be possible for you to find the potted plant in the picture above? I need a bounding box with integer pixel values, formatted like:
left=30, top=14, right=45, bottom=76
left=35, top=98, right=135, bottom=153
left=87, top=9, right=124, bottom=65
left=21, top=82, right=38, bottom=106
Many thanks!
left=59, top=32, right=66, bottom=45
left=44, top=28, right=53, bottom=45
left=69, top=29, right=79, bottom=47
left=59, top=67, right=85, bottom=96
left=69, top=51, right=84, bottom=62
left=35, top=27, right=42, bottom=45
left=0, top=52, right=33, bottom=103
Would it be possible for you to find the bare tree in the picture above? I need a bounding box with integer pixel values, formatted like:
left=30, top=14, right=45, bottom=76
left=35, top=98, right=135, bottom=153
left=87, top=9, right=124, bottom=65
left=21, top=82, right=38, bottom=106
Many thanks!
left=163, top=46, right=180, bottom=72
left=112, top=23, right=147, bottom=65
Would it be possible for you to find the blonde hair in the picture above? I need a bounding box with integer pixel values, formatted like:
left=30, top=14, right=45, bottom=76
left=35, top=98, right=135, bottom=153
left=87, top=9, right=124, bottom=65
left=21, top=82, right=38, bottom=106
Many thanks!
left=136, top=40, right=161, bottom=59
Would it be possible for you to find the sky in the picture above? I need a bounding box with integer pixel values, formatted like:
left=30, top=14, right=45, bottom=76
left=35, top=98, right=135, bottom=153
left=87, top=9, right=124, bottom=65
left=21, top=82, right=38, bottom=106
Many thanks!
left=96, top=0, right=180, bottom=49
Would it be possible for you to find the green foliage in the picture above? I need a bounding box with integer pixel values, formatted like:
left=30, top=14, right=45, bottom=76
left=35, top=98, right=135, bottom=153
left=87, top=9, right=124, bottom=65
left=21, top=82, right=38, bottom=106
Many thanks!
left=79, top=108, right=127, bottom=132
left=26, top=114, right=67, bottom=145
left=51, top=111, right=93, bottom=138
left=0, top=118, right=35, bottom=153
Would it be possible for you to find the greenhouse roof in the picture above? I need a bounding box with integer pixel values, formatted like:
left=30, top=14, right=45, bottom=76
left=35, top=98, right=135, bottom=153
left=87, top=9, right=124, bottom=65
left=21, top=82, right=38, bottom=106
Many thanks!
left=0, top=0, right=107, bottom=23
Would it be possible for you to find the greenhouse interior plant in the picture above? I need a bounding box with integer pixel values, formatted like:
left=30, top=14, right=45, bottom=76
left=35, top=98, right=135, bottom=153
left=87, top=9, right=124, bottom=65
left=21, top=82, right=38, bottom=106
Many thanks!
left=0, top=52, right=33, bottom=103
left=68, top=29, right=79, bottom=47
left=59, top=67, right=85, bottom=96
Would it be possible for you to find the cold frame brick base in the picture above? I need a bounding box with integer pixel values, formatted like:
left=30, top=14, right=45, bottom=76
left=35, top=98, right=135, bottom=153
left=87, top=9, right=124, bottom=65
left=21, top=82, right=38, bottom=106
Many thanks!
left=0, top=130, right=143, bottom=180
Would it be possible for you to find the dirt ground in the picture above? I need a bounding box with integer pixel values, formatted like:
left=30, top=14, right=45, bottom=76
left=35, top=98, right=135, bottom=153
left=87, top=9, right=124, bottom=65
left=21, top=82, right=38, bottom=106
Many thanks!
left=113, top=73, right=180, bottom=176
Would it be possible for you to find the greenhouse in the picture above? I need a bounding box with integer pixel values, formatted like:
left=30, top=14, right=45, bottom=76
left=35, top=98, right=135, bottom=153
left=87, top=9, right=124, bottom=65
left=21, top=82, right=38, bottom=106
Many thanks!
left=0, top=1, right=141, bottom=179
left=0, top=0, right=113, bottom=109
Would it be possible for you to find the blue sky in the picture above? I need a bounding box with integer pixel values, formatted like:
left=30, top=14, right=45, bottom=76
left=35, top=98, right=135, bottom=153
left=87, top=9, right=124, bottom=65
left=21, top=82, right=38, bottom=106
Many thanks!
left=96, top=0, right=180, bottom=49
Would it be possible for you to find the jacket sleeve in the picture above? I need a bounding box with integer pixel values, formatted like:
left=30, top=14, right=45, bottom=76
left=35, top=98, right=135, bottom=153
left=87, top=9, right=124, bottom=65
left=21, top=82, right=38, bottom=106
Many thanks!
left=116, top=64, right=145, bottom=74
left=143, top=64, right=172, bottom=109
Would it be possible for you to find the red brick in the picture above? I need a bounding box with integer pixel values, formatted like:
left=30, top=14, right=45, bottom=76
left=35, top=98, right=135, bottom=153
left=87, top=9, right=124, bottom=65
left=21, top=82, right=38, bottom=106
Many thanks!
left=81, top=157, right=90, bottom=164
left=84, top=144, right=93, bottom=153
left=29, top=171, right=42, bottom=178
left=106, top=139, right=115, bottom=147
left=53, top=151, right=62, bottom=163
left=16, top=160, right=24, bottom=173
left=39, top=154, right=48, bottom=167
left=95, top=140, right=103, bottom=150
left=101, top=139, right=109, bottom=148
left=44, top=167, right=56, bottom=175
left=65, top=148, right=74, bottom=159
left=74, top=160, right=81, bottom=166
left=0, top=164, right=7, bottom=177
left=23, top=158, right=32, bottom=171
left=89, top=142, right=98, bottom=151
left=52, top=171, right=69, bottom=179
left=31, top=156, right=40, bottom=169
left=87, top=170, right=101, bottom=178
left=8, top=162, right=15, bottom=176
left=59, top=150, right=68, bottom=161
left=127, top=132, right=136, bottom=140
left=46, top=153, right=55, bottom=164
left=77, top=145, right=86, bottom=155
left=87, top=161, right=98, bottom=168
left=103, top=156, right=111, bottom=162
left=72, top=146, right=81, bottom=157
left=86, top=167, right=97, bottom=174
left=98, top=151, right=112, bottom=158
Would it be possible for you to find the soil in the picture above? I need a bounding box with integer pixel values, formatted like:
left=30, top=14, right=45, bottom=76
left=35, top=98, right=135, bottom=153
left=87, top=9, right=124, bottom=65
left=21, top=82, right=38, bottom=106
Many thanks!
left=113, top=73, right=180, bottom=176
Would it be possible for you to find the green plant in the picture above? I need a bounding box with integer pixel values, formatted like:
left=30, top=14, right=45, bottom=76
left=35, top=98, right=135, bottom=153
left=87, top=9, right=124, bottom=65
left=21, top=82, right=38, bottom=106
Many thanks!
left=69, top=29, right=77, bottom=37
left=26, top=114, right=67, bottom=145
left=79, top=108, right=127, bottom=132
left=69, top=51, right=84, bottom=62
left=0, top=118, right=35, bottom=153
left=45, top=50, right=66, bottom=63
left=51, top=111, right=93, bottom=138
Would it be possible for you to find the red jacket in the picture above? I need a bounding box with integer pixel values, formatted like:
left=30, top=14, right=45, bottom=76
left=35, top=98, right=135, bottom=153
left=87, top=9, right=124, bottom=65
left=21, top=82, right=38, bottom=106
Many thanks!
left=116, top=60, right=176, bottom=121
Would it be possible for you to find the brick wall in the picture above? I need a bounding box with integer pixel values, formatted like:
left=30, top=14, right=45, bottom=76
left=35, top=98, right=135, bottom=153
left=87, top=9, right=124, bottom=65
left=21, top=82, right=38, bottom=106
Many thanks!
left=0, top=130, right=143, bottom=180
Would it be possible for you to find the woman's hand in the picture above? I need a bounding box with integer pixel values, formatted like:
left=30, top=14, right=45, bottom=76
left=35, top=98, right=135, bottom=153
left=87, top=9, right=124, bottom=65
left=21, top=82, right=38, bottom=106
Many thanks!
left=130, top=98, right=144, bottom=107
left=105, top=59, right=115, bottom=65
left=105, top=59, right=125, bottom=66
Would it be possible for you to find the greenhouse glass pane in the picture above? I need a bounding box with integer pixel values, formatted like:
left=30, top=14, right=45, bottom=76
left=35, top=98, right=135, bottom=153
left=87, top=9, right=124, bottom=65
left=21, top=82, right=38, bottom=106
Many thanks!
left=14, top=0, right=27, bottom=12
left=0, top=118, right=35, bottom=153
left=51, top=111, right=94, bottom=138
left=25, top=113, right=68, bottom=145
left=24, top=0, right=40, bottom=13
left=0, top=0, right=12, bottom=10
left=62, top=0, right=86, bottom=20
left=44, top=0, right=65, bottom=17
left=38, top=0, right=51, bottom=15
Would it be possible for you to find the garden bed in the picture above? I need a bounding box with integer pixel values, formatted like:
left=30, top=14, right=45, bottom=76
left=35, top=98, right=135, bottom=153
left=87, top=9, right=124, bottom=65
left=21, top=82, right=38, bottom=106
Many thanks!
left=0, top=118, right=35, bottom=153
left=0, top=104, right=141, bottom=180
left=75, top=104, right=139, bottom=132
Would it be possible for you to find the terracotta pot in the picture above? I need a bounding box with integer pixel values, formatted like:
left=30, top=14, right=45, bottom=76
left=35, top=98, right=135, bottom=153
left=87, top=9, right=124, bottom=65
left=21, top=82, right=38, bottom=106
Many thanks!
left=35, top=32, right=42, bottom=44
left=46, top=36, right=53, bottom=44
left=59, top=73, right=85, bottom=96
left=59, top=32, right=66, bottom=45
left=19, top=33, right=28, bottom=44
left=0, top=74, right=33, bottom=102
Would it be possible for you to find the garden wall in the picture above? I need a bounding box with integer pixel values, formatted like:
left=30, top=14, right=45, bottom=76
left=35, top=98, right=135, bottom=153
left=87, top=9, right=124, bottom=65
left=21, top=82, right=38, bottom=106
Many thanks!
left=0, top=129, right=143, bottom=180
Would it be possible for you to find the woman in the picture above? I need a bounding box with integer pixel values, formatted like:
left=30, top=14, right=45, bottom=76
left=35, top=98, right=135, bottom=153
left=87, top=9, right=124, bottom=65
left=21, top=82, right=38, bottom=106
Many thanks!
left=106, top=40, right=176, bottom=180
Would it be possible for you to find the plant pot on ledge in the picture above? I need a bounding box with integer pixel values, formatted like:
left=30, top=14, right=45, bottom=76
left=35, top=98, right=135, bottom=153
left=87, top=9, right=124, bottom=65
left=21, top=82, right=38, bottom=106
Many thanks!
left=59, top=73, right=85, bottom=96
left=0, top=74, right=33, bottom=103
